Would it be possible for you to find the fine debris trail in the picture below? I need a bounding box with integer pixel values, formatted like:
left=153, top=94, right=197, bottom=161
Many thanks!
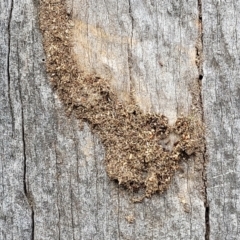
left=39, top=0, right=204, bottom=200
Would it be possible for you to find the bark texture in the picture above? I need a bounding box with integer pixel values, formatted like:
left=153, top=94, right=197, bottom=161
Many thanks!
left=0, top=0, right=239, bottom=239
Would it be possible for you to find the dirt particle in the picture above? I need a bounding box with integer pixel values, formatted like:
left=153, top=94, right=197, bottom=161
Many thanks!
left=125, top=214, right=135, bottom=224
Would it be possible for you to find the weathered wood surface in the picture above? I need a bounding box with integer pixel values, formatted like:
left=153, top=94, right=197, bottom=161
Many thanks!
left=0, top=0, right=239, bottom=239
left=70, top=0, right=201, bottom=122
left=68, top=1, right=206, bottom=240
left=202, top=0, right=240, bottom=239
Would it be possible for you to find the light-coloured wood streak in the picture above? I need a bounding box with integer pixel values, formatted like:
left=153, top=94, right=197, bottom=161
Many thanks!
left=70, top=0, right=200, bottom=123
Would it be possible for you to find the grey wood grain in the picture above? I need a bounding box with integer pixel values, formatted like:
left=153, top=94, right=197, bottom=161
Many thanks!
left=0, top=0, right=34, bottom=239
left=202, top=0, right=240, bottom=239
left=0, top=0, right=213, bottom=239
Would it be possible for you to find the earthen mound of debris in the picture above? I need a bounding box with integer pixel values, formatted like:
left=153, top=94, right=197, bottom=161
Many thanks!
left=39, top=0, right=203, bottom=199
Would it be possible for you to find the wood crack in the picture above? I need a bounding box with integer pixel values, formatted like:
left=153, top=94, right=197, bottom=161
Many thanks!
left=7, top=0, right=14, bottom=134
left=127, top=0, right=134, bottom=95
left=31, top=210, right=35, bottom=240
left=197, top=0, right=210, bottom=239
left=16, top=41, right=35, bottom=240
left=70, top=188, right=75, bottom=240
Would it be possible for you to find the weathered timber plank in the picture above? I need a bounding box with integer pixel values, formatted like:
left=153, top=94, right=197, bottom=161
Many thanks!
left=203, top=0, right=240, bottom=239
left=0, top=0, right=207, bottom=239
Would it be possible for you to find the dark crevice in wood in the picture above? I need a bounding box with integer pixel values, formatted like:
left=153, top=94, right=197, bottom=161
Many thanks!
left=7, top=0, right=14, bottom=134
left=203, top=145, right=209, bottom=240
left=127, top=0, right=134, bottom=96
left=203, top=138, right=209, bottom=240
left=52, top=130, right=61, bottom=240
left=21, top=94, right=33, bottom=238
left=19, top=69, right=27, bottom=199
left=53, top=100, right=63, bottom=239
left=70, top=188, right=76, bottom=240
left=17, top=42, right=27, bottom=204
left=187, top=165, right=193, bottom=239
left=55, top=154, right=61, bottom=240
left=58, top=205, right=61, bottom=240
left=117, top=185, right=121, bottom=240
left=196, top=0, right=203, bottom=77
left=197, top=0, right=210, bottom=239
left=93, top=137, right=100, bottom=237
left=17, top=41, right=35, bottom=240
left=205, top=205, right=210, bottom=240
left=31, top=210, right=35, bottom=240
